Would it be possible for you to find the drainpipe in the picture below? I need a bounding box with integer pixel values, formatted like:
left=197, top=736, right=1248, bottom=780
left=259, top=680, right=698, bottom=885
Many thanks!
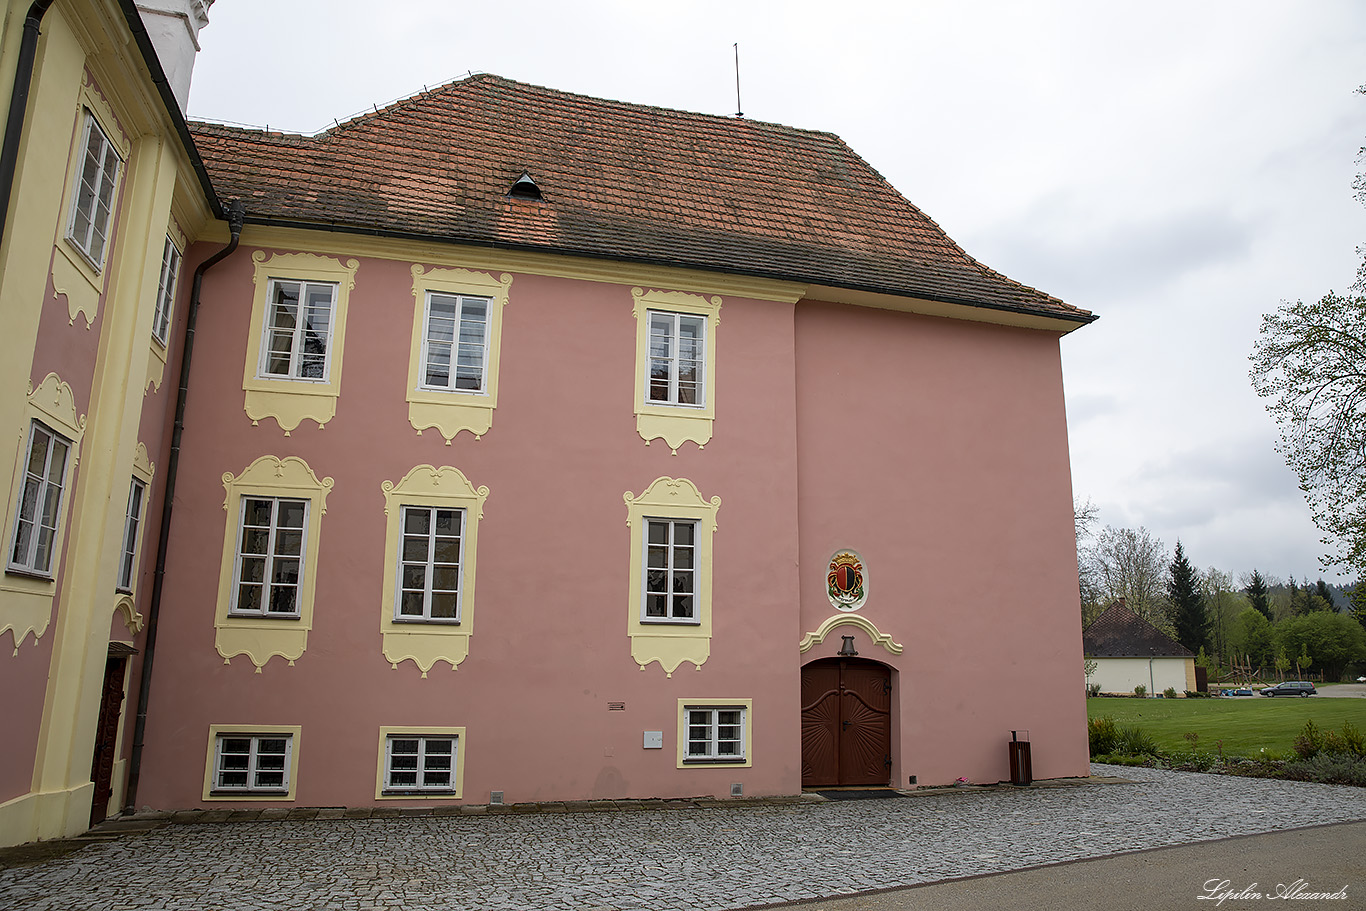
left=0, top=1, right=57, bottom=256
left=124, top=200, right=245, bottom=815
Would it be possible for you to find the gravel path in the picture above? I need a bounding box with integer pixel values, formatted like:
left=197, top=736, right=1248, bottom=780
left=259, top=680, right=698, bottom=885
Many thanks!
left=3, top=764, right=1365, bottom=911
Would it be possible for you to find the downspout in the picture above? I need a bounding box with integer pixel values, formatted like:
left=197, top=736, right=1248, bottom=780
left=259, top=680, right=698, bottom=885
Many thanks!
left=124, top=200, right=245, bottom=815
left=0, top=1, right=57, bottom=255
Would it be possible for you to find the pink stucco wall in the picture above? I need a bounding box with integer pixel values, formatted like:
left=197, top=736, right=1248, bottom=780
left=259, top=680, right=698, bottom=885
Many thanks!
left=793, top=301, right=1089, bottom=785
left=137, top=247, right=804, bottom=808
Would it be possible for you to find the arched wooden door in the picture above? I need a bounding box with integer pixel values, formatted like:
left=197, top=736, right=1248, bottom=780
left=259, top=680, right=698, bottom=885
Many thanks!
left=801, top=657, right=892, bottom=787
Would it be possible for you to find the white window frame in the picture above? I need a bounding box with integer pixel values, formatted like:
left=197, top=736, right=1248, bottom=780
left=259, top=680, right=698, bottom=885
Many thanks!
left=151, top=235, right=181, bottom=345
left=640, top=517, right=699, bottom=624
left=116, top=478, right=146, bottom=592
left=8, top=421, right=73, bottom=577
left=256, top=278, right=338, bottom=381
left=211, top=733, right=293, bottom=794
left=229, top=496, right=308, bottom=618
left=646, top=311, right=707, bottom=408
left=419, top=292, right=492, bottom=393
left=65, top=112, right=122, bottom=270
left=383, top=734, right=459, bottom=793
left=683, top=706, right=747, bottom=763
left=394, top=504, right=465, bottom=624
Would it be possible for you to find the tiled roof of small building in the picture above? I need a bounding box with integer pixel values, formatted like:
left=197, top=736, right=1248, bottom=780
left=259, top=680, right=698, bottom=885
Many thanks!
left=189, top=75, right=1091, bottom=324
left=1082, top=602, right=1194, bottom=659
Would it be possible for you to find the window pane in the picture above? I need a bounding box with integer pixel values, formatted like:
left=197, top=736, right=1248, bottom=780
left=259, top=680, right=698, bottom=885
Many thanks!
left=271, top=558, right=300, bottom=586
left=402, top=537, right=429, bottom=562
left=672, top=523, right=694, bottom=546
left=275, top=530, right=303, bottom=557
left=399, top=591, right=425, bottom=617
left=434, top=510, right=461, bottom=536
left=236, top=583, right=262, bottom=613
left=277, top=500, right=306, bottom=529
left=647, top=521, right=669, bottom=545
left=238, top=556, right=266, bottom=583
left=672, top=594, right=693, bottom=619
left=646, top=569, right=668, bottom=594
left=429, top=593, right=459, bottom=619
left=645, top=594, right=667, bottom=618
left=404, top=509, right=430, bottom=535
left=431, top=566, right=460, bottom=592
left=432, top=537, right=461, bottom=564
left=402, top=564, right=427, bottom=589
left=267, top=585, right=297, bottom=614
left=243, top=498, right=274, bottom=527
left=390, top=738, right=419, bottom=755
left=240, top=528, right=270, bottom=555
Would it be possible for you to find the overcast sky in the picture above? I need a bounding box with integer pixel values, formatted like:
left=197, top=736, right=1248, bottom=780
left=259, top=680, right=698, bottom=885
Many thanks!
left=188, top=0, right=1366, bottom=585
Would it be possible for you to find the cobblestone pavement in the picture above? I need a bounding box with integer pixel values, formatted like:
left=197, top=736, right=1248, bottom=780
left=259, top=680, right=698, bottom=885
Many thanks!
left=3, top=765, right=1366, bottom=911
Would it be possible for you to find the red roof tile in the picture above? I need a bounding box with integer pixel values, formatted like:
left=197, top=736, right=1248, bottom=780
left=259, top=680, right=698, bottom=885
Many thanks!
left=190, top=74, right=1091, bottom=324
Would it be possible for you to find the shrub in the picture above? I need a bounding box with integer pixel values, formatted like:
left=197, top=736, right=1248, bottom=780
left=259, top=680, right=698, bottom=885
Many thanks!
left=1134, top=684, right=1147, bottom=697
left=1292, top=720, right=1324, bottom=760
left=1088, top=716, right=1119, bottom=757
left=1283, top=752, right=1366, bottom=787
left=1341, top=720, right=1366, bottom=757
left=1162, top=687, right=1178, bottom=699
left=1087, top=683, right=1101, bottom=698
left=1116, top=724, right=1159, bottom=757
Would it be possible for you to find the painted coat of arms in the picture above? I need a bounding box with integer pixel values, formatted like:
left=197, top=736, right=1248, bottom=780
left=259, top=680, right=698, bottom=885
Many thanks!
left=826, top=550, right=866, bottom=611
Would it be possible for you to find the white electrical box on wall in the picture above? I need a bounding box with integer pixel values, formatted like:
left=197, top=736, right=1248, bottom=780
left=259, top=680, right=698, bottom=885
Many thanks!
left=643, top=731, right=663, bottom=749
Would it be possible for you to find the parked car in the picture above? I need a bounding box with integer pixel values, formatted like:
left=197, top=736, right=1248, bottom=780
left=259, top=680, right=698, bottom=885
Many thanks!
left=1259, top=681, right=1316, bottom=697
left=1224, top=688, right=1254, bottom=697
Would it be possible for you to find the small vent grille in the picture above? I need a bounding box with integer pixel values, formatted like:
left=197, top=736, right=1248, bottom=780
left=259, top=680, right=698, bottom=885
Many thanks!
left=607, top=702, right=626, bottom=712
left=730, top=783, right=743, bottom=797
left=489, top=790, right=504, bottom=806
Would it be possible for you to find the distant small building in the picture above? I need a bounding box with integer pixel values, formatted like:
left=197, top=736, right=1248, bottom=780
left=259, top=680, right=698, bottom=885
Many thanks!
left=1083, top=601, right=1195, bottom=695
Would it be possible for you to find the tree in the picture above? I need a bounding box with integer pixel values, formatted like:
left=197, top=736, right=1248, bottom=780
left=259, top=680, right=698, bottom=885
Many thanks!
left=1277, top=611, right=1366, bottom=681
left=1351, top=581, right=1366, bottom=630
left=1231, top=607, right=1275, bottom=669
left=1202, top=567, right=1243, bottom=664
left=1075, top=498, right=1104, bottom=627
left=1168, top=542, right=1208, bottom=653
left=1314, top=579, right=1336, bottom=610
left=1244, top=569, right=1273, bottom=621
left=1250, top=93, right=1366, bottom=578
left=1083, top=525, right=1168, bottom=628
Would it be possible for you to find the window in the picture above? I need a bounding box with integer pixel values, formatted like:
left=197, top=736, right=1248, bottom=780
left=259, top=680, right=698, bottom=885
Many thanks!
left=151, top=235, right=181, bottom=345
left=631, top=289, right=721, bottom=453
left=379, top=466, right=487, bottom=675
left=214, top=457, right=331, bottom=670
left=9, top=422, right=72, bottom=576
left=647, top=311, right=706, bottom=406
left=116, top=478, right=146, bottom=592
left=684, top=706, right=746, bottom=762
left=405, top=266, right=510, bottom=443
left=212, top=733, right=293, bottom=793
left=624, top=477, right=719, bottom=675
left=66, top=113, right=122, bottom=269
left=258, top=279, right=337, bottom=380
left=421, top=293, right=490, bottom=392
left=642, top=518, right=697, bottom=623
left=230, top=497, right=307, bottom=617
left=395, top=505, right=464, bottom=622
left=383, top=735, right=457, bottom=792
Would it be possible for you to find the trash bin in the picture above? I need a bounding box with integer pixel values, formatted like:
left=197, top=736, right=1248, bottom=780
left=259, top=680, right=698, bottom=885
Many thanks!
left=1009, top=730, right=1032, bottom=786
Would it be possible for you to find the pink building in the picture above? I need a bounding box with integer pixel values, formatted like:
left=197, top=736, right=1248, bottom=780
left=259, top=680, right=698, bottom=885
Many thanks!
left=1, top=4, right=1093, bottom=836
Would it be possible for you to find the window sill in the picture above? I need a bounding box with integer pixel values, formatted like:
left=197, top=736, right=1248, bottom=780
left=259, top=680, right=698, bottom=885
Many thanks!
left=381, top=789, right=458, bottom=797
left=209, top=789, right=289, bottom=797
left=392, top=617, right=462, bottom=626
left=226, top=612, right=303, bottom=621
left=5, top=566, right=54, bottom=582
left=682, top=758, right=746, bottom=765
left=639, top=617, right=702, bottom=626
left=115, top=585, right=132, bottom=595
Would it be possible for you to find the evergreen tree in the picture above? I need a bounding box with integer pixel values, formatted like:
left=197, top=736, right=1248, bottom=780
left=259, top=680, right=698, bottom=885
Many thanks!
left=1245, top=569, right=1272, bottom=621
left=1313, top=579, right=1336, bottom=610
left=1168, top=541, right=1208, bottom=653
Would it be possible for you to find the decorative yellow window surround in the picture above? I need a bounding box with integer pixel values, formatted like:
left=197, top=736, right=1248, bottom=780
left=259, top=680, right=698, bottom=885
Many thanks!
left=214, top=456, right=333, bottom=671
left=146, top=221, right=187, bottom=393
left=241, top=251, right=359, bottom=434
left=201, top=724, right=302, bottom=801
left=798, top=613, right=904, bottom=655
left=405, top=265, right=511, bottom=443
left=51, top=77, right=131, bottom=329
left=676, top=698, right=752, bottom=769
left=111, top=442, right=157, bottom=632
left=631, top=288, right=721, bottom=454
left=1, top=374, right=86, bottom=654
left=380, top=465, right=488, bottom=677
left=374, top=726, right=466, bottom=799
left=624, top=477, right=720, bottom=676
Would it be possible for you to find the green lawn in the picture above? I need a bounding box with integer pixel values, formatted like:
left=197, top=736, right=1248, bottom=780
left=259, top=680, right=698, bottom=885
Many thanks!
left=1086, top=696, right=1366, bottom=758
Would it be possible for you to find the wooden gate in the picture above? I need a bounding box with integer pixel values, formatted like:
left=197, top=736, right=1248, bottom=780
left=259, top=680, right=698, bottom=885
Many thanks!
left=89, top=652, right=128, bottom=826
left=801, top=657, right=892, bottom=787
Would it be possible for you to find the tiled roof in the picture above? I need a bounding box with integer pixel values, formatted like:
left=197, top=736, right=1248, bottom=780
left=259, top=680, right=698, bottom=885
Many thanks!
left=1082, top=602, right=1194, bottom=659
left=189, top=74, right=1091, bottom=324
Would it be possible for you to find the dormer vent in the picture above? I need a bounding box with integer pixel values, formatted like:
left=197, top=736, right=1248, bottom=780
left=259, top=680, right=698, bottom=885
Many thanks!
left=508, top=172, right=542, bottom=201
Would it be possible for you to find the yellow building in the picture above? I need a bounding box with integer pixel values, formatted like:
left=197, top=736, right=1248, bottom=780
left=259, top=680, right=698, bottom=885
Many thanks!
left=0, top=0, right=218, bottom=847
